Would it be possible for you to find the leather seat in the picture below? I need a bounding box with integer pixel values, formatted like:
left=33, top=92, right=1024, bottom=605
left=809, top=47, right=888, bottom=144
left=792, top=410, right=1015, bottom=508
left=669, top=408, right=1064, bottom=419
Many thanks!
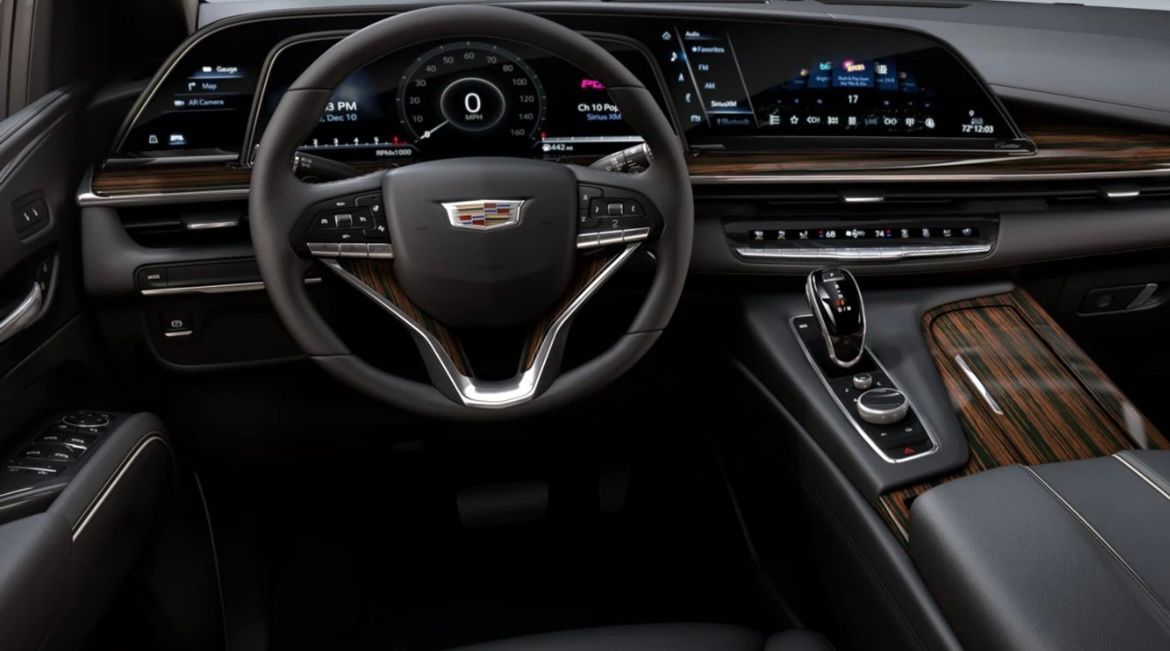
left=449, top=623, right=833, bottom=651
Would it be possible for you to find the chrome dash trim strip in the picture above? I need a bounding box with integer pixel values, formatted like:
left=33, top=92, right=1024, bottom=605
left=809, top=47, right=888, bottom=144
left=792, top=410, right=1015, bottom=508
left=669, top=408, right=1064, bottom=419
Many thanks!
left=140, top=277, right=321, bottom=296
left=954, top=353, right=1005, bottom=416
left=73, top=434, right=173, bottom=541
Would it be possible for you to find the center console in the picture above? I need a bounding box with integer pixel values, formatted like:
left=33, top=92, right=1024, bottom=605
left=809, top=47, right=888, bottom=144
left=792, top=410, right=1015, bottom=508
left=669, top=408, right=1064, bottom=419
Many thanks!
left=912, top=451, right=1170, bottom=650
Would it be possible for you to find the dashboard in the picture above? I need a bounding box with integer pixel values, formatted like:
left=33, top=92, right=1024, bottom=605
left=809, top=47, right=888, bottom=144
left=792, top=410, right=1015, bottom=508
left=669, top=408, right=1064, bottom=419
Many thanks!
left=115, top=14, right=1024, bottom=166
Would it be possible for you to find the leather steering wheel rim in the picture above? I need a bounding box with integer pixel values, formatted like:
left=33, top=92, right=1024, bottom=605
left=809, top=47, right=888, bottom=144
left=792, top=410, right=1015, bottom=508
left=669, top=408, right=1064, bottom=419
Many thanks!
left=249, top=5, right=693, bottom=421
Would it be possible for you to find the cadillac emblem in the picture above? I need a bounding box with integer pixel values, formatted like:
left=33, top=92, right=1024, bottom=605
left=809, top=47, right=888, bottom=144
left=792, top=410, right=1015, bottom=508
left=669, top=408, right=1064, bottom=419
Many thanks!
left=442, top=199, right=524, bottom=230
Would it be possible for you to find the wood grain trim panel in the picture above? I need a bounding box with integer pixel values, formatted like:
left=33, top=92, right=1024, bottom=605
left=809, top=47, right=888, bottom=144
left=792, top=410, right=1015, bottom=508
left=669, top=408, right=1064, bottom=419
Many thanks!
left=91, top=164, right=251, bottom=195
left=521, top=249, right=623, bottom=370
left=90, top=120, right=1170, bottom=197
left=338, top=258, right=469, bottom=375
left=878, top=290, right=1169, bottom=539
left=688, top=123, right=1170, bottom=178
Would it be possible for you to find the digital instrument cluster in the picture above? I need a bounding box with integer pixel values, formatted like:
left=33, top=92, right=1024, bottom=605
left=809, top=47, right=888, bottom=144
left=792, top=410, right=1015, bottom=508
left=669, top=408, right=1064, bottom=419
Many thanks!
left=247, top=38, right=654, bottom=164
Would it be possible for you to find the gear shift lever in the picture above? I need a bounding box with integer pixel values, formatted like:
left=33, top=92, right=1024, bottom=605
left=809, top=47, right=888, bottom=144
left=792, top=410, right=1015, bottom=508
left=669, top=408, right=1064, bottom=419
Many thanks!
left=806, top=267, right=865, bottom=368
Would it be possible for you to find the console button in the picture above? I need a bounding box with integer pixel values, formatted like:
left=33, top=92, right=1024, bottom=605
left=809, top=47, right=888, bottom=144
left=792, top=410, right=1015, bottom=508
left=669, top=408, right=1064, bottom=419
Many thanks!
left=856, top=388, right=909, bottom=425
left=63, top=412, right=111, bottom=429
left=852, top=373, right=874, bottom=390
left=136, top=267, right=168, bottom=290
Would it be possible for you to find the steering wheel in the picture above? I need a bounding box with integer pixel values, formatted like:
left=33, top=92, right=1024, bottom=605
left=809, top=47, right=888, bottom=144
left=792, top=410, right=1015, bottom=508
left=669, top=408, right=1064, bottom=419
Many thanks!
left=250, top=5, right=693, bottom=420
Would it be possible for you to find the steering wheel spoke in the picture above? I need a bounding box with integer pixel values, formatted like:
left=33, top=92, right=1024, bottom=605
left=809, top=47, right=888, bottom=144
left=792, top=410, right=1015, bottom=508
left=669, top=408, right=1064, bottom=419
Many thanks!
left=322, top=241, right=640, bottom=409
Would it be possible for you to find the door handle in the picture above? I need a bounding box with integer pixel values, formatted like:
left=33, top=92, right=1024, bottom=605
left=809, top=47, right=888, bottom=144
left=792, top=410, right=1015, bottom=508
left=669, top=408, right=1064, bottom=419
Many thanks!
left=0, top=282, right=44, bottom=345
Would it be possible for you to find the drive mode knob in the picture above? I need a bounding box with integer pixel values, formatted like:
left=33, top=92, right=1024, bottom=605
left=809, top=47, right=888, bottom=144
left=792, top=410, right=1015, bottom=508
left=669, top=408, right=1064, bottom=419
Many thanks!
left=856, top=387, right=909, bottom=425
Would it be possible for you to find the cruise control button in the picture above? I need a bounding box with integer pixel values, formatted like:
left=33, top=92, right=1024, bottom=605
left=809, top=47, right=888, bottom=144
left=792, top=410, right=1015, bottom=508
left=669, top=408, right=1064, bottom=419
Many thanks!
left=339, top=243, right=369, bottom=258
left=597, top=230, right=624, bottom=247
left=576, top=232, right=600, bottom=249
left=307, top=242, right=340, bottom=257
left=622, top=227, right=651, bottom=242
left=367, top=243, right=394, bottom=259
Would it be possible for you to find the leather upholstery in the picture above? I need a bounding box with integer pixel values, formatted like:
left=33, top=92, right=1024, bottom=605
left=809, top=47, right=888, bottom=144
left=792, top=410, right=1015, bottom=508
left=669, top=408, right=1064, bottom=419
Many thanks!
left=910, top=451, right=1170, bottom=651
left=449, top=623, right=833, bottom=651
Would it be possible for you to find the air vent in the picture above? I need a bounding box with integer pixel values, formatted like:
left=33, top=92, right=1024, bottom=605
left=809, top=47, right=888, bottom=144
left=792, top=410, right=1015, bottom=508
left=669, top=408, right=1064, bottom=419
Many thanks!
left=695, top=177, right=1170, bottom=212
left=118, top=203, right=248, bottom=248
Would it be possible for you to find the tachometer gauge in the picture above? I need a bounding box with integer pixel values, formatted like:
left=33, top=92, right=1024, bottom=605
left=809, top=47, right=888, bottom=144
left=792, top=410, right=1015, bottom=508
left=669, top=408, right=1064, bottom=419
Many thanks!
left=398, top=42, right=546, bottom=156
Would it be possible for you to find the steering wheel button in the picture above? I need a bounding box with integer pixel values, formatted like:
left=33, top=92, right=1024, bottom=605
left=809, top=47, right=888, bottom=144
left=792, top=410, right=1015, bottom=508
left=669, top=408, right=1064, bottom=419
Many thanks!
left=579, top=185, right=602, bottom=208
left=622, top=199, right=643, bottom=216
left=622, top=227, right=650, bottom=243
left=606, top=201, right=625, bottom=217
left=597, top=230, right=624, bottom=247
left=367, top=243, right=394, bottom=259
left=576, top=232, right=600, bottom=249
left=307, top=242, right=340, bottom=257
left=333, top=213, right=355, bottom=229
left=339, top=243, right=369, bottom=258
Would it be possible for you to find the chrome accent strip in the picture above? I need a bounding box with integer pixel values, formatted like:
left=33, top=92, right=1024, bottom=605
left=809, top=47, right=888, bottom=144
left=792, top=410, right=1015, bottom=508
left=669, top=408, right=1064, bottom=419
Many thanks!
left=1106, top=190, right=1141, bottom=199
left=4, top=465, right=58, bottom=474
left=183, top=217, right=240, bottom=230
left=139, top=277, right=322, bottom=296
left=1113, top=454, right=1170, bottom=505
left=322, top=243, right=640, bottom=409
left=954, top=354, right=1005, bottom=416
left=736, top=243, right=992, bottom=261
left=0, top=282, right=43, bottom=345
left=842, top=194, right=884, bottom=204
left=163, top=330, right=193, bottom=338
left=691, top=168, right=1170, bottom=184
left=790, top=316, right=941, bottom=464
left=73, top=434, right=173, bottom=541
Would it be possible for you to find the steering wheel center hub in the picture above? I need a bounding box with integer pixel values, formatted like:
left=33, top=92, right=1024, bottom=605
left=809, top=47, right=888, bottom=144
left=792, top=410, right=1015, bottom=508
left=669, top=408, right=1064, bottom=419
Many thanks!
left=383, top=157, right=578, bottom=328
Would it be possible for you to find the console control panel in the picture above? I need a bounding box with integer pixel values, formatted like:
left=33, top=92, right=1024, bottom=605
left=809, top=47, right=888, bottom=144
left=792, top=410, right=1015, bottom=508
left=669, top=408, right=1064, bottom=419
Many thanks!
left=729, top=217, right=997, bottom=262
left=4, top=411, right=118, bottom=477
left=794, top=316, right=937, bottom=462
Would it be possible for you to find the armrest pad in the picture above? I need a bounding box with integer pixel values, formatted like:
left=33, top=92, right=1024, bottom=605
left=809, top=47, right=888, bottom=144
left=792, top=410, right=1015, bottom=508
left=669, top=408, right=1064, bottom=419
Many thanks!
left=910, top=452, right=1170, bottom=651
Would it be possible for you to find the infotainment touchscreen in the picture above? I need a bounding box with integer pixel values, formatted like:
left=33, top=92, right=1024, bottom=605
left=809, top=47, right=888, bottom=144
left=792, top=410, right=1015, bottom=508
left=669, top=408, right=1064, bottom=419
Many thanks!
left=651, top=23, right=1020, bottom=149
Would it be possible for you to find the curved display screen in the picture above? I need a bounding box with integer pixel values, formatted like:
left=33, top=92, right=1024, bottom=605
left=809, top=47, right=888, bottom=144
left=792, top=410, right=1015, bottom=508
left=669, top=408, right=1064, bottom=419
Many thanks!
left=650, top=22, right=1018, bottom=147
left=248, top=38, right=657, bottom=164
left=113, top=13, right=1023, bottom=161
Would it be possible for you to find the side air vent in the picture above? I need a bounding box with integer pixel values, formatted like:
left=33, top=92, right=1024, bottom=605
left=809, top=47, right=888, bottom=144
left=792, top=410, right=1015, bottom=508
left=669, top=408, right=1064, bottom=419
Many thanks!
left=117, top=203, right=248, bottom=248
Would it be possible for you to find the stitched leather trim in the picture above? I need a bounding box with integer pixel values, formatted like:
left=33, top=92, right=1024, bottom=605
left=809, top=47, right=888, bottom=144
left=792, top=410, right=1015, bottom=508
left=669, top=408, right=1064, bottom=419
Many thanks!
left=1024, top=465, right=1170, bottom=635
left=71, top=433, right=173, bottom=541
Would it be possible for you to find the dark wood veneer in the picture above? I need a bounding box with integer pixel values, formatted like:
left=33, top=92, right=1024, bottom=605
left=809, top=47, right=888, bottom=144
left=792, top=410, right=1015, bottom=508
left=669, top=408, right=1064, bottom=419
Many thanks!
left=89, top=119, right=1170, bottom=196
left=689, top=123, right=1170, bottom=178
left=878, top=290, right=1169, bottom=539
left=521, top=248, right=625, bottom=369
left=339, top=258, right=470, bottom=375
left=91, top=164, right=251, bottom=195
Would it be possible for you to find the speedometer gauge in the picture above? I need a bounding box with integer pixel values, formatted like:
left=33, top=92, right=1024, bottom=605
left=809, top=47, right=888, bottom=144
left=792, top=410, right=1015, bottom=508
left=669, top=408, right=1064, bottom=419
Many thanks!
left=398, top=42, right=546, bottom=157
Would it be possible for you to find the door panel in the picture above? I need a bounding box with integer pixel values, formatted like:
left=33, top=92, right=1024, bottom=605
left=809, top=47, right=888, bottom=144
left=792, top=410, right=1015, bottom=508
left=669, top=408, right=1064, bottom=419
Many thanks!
left=0, top=85, right=112, bottom=438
